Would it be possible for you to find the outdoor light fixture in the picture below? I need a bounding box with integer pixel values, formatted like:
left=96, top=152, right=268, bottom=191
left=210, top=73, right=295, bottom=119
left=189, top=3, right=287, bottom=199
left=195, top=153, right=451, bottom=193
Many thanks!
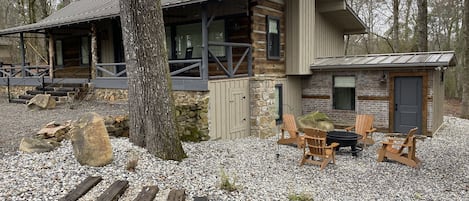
left=379, top=72, right=387, bottom=83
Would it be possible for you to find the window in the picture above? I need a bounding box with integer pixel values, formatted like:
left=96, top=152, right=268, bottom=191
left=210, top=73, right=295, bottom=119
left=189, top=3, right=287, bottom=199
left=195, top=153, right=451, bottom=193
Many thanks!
left=165, top=26, right=172, bottom=59
left=81, top=36, right=90, bottom=65
left=55, top=40, right=63, bottom=66
left=333, top=76, right=355, bottom=110
left=266, top=16, right=280, bottom=60
left=172, top=20, right=225, bottom=59
left=274, top=84, right=283, bottom=125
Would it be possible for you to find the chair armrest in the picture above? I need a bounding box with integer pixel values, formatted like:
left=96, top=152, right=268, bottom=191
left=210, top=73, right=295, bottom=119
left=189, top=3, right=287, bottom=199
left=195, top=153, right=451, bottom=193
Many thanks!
left=345, top=126, right=354, bottom=131
left=327, top=142, right=340, bottom=149
left=366, top=128, right=377, bottom=133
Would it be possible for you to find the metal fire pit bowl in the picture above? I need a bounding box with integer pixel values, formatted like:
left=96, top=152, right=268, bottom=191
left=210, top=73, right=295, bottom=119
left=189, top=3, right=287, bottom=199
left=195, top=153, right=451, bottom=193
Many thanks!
left=327, top=131, right=361, bottom=156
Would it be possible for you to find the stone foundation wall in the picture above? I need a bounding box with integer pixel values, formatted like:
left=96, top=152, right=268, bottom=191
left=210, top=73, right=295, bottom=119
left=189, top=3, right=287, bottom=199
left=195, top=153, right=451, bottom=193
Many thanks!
left=94, top=89, right=210, bottom=141
left=250, top=77, right=277, bottom=138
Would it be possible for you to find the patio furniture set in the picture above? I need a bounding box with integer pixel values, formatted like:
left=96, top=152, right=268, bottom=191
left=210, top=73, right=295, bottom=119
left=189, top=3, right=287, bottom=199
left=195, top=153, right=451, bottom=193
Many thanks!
left=278, top=114, right=421, bottom=170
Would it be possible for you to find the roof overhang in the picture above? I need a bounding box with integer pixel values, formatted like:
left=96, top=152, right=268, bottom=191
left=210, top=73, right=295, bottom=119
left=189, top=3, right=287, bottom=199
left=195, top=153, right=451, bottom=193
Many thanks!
left=317, top=0, right=367, bottom=35
left=311, top=51, right=457, bottom=71
left=0, top=0, right=208, bottom=36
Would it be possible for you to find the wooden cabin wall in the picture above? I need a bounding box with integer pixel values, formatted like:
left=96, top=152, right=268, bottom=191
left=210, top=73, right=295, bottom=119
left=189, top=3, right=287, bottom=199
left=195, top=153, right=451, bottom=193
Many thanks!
left=250, top=0, right=286, bottom=76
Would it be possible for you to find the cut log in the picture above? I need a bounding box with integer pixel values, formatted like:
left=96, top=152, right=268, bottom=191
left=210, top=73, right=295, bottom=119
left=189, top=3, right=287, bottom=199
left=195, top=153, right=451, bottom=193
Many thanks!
left=133, top=186, right=159, bottom=201
left=97, top=180, right=129, bottom=201
left=59, top=176, right=102, bottom=201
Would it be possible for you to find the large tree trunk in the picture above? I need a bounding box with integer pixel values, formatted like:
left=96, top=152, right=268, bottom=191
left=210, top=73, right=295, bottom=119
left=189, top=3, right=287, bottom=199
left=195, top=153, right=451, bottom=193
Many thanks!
left=462, top=0, right=469, bottom=118
left=119, top=0, right=186, bottom=160
left=392, top=0, right=399, bottom=52
left=416, top=0, right=428, bottom=51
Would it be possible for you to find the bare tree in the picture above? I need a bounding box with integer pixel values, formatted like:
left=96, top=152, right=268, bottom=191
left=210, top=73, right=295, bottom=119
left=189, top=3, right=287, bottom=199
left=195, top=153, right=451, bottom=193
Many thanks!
left=416, top=0, right=428, bottom=51
left=119, top=0, right=186, bottom=160
left=392, top=0, right=400, bottom=52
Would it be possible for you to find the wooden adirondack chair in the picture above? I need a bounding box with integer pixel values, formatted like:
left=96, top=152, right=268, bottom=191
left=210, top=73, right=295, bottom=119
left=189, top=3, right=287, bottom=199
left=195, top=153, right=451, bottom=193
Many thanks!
left=300, top=128, right=339, bottom=170
left=278, top=114, right=303, bottom=148
left=377, top=127, right=421, bottom=168
left=345, top=114, right=377, bottom=148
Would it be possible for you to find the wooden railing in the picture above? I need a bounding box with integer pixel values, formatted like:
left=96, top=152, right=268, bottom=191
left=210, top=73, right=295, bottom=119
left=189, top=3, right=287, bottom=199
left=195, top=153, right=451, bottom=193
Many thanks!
left=169, top=59, right=203, bottom=79
left=208, top=42, right=252, bottom=78
left=96, top=63, right=127, bottom=78
left=0, top=64, right=49, bottom=77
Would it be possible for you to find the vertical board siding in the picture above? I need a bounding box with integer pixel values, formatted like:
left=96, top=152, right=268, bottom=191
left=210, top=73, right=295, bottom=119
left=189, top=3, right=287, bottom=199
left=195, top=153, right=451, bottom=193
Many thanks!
left=285, top=0, right=315, bottom=75
left=208, top=78, right=250, bottom=139
left=315, top=12, right=344, bottom=58
left=432, top=71, right=444, bottom=133
left=276, top=77, right=303, bottom=117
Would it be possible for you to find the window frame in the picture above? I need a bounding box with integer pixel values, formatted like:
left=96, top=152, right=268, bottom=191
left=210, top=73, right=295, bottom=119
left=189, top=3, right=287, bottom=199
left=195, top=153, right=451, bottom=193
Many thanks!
left=275, top=84, right=283, bottom=125
left=266, top=15, right=280, bottom=60
left=332, top=76, right=356, bottom=111
left=55, top=40, right=64, bottom=68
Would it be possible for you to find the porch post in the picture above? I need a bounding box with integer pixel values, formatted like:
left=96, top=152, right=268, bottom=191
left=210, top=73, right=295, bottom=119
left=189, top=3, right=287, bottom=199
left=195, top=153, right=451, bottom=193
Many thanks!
left=201, top=4, right=209, bottom=80
left=19, top=32, right=26, bottom=77
left=48, top=33, right=54, bottom=78
left=91, top=23, right=98, bottom=80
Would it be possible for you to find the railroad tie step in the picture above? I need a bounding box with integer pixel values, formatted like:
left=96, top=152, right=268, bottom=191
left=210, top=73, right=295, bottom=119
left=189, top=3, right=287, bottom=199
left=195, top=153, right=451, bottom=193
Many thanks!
left=97, top=180, right=129, bottom=201
left=167, top=189, right=186, bottom=201
left=133, top=186, right=159, bottom=201
left=59, top=176, right=102, bottom=201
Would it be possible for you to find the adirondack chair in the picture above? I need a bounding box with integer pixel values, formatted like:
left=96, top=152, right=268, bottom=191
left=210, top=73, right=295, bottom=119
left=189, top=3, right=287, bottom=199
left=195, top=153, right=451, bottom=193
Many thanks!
left=377, top=127, right=421, bottom=168
left=345, top=114, right=377, bottom=148
left=300, top=128, right=339, bottom=170
left=278, top=114, right=303, bottom=148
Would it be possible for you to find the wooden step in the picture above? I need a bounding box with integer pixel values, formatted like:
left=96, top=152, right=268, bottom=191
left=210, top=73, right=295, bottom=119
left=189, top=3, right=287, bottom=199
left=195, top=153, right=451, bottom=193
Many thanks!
left=59, top=176, right=102, bottom=201
left=97, top=180, right=129, bottom=201
left=27, top=90, right=69, bottom=96
left=133, top=186, right=159, bottom=201
left=35, top=86, right=55, bottom=91
left=9, top=98, right=28, bottom=104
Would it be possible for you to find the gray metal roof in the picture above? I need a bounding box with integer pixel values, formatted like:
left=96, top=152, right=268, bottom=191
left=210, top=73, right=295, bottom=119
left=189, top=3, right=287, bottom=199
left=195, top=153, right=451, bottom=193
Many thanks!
left=311, top=51, right=457, bottom=70
left=0, top=0, right=207, bottom=36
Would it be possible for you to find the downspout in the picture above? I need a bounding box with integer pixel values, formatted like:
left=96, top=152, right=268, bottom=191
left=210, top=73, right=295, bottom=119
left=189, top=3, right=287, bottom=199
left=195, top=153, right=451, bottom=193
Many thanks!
left=20, top=32, right=26, bottom=77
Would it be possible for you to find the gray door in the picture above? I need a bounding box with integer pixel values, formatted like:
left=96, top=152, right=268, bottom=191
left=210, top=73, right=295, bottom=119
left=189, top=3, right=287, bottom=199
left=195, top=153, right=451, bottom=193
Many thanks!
left=394, top=77, right=422, bottom=134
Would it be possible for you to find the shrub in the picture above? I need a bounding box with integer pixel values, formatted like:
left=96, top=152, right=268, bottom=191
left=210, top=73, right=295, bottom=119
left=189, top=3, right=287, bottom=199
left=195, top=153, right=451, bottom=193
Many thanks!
left=219, top=169, right=238, bottom=192
left=288, top=192, right=314, bottom=201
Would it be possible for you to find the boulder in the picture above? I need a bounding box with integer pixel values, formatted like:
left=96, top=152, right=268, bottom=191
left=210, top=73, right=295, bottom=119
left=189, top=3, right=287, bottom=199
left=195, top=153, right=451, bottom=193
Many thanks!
left=27, top=94, right=56, bottom=109
left=69, top=112, right=113, bottom=167
left=36, top=121, right=71, bottom=142
left=297, top=111, right=335, bottom=132
left=19, top=137, right=56, bottom=153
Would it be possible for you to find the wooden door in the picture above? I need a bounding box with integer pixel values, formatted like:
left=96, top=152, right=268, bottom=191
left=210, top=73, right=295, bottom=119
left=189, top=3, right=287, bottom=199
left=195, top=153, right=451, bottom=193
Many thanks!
left=394, top=77, right=422, bottom=134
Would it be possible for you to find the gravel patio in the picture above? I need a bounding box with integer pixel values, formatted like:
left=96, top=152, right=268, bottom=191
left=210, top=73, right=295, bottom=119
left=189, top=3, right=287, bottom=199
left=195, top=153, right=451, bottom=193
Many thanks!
left=0, top=99, right=468, bottom=200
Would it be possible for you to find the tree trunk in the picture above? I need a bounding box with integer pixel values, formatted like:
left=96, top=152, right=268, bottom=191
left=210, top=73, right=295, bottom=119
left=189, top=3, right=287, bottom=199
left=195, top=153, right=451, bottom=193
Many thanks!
left=416, top=0, right=428, bottom=51
left=392, top=0, right=399, bottom=52
left=462, top=0, right=469, bottom=118
left=119, top=0, right=186, bottom=160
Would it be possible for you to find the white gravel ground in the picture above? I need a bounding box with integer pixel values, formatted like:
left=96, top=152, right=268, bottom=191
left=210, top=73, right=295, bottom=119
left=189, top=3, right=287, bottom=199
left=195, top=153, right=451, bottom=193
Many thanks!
left=0, top=99, right=468, bottom=200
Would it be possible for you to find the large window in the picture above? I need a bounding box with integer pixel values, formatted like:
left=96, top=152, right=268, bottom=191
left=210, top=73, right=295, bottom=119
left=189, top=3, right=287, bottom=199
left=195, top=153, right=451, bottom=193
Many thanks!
left=167, top=20, right=225, bottom=60
left=81, top=36, right=90, bottom=65
left=55, top=40, right=63, bottom=66
left=333, top=76, right=355, bottom=110
left=274, top=84, right=283, bottom=125
left=266, top=16, right=280, bottom=60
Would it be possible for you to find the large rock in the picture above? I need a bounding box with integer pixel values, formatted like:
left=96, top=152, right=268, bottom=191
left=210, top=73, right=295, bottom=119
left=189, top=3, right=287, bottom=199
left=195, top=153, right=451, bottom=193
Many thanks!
left=297, top=111, right=335, bottom=132
left=69, top=112, right=113, bottom=167
left=27, top=94, right=56, bottom=109
left=19, top=137, right=56, bottom=153
left=36, top=121, right=71, bottom=142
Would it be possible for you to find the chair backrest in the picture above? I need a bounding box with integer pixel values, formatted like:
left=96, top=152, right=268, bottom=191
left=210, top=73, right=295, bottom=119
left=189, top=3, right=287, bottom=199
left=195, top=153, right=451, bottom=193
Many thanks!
left=398, top=127, right=418, bottom=153
left=303, top=128, right=328, bottom=156
left=355, top=114, right=374, bottom=136
left=282, top=114, right=298, bottom=137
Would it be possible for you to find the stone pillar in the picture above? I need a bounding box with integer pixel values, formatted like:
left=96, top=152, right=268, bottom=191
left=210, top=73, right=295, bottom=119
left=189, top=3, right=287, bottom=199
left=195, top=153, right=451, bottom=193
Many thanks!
left=48, top=33, right=55, bottom=78
left=91, top=23, right=98, bottom=80
left=250, top=77, right=277, bottom=138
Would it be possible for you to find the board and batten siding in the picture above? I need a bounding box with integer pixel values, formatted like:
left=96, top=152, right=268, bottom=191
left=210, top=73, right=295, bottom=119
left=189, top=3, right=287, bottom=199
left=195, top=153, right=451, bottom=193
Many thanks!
left=286, top=0, right=315, bottom=75
left=208, top=78, right=250, bottom=140
left=431, top=71, right=444, bottom=134
left=315, top=12, right=345, bottom=58
left=276, top=76, right=303, bottom=117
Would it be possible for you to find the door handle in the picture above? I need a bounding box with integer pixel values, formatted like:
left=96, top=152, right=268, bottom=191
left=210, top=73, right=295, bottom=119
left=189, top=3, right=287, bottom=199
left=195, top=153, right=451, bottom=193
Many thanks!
left=395, top=104, right=398, bottom=111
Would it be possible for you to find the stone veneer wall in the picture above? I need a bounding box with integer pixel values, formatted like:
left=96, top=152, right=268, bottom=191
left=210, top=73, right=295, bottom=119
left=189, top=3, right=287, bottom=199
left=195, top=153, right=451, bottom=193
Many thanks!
left=93, top=88, right=209, bottom=141
left=302, top=70, right=435, bottom=131
left=250, top=77, right=277, bottom=138
left=0, top=86, right=35, bottom=99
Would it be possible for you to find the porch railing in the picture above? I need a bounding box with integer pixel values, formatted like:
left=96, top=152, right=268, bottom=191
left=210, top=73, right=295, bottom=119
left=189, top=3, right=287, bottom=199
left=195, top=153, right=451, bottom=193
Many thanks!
left=96, top=63, right=127, bottom=78
left=0, top=64, right=49, bottom=77
left=169, top=59, right=203, bottom=79
left=208, top=42, right=252, bottom=78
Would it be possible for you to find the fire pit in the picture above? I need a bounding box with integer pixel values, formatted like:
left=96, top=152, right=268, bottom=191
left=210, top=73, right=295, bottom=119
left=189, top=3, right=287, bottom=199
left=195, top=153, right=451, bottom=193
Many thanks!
left=327, top=131, right=361, bottom=156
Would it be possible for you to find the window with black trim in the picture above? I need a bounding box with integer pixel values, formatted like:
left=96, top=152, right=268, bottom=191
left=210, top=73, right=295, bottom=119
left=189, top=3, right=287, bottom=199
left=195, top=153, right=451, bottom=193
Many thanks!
left=333, top=76, right=355, bottom=110
left=266, top=16, right=280, bottom=60
left=80, top=36, right=90, bottom=65
left=275, top=84, right=283, bottom=125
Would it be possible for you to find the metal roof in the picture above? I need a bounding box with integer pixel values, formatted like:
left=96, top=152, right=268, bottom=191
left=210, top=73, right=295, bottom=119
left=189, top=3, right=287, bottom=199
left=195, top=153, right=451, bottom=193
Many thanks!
left=311, top=51, right=457, bottom=70
left=0, top=0, right=207, bottom=36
